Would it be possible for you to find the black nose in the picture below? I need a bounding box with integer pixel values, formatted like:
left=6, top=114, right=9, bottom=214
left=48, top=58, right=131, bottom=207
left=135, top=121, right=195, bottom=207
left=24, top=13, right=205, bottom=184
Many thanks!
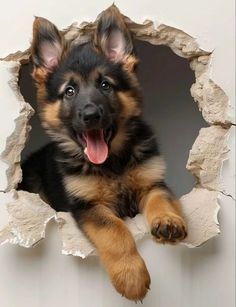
left=81, top=104, right=102, bottom=127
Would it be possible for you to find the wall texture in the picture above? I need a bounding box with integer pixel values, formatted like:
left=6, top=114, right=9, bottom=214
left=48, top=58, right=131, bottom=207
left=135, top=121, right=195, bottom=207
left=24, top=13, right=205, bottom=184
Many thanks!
left=0, top=1, right=235, bottom=307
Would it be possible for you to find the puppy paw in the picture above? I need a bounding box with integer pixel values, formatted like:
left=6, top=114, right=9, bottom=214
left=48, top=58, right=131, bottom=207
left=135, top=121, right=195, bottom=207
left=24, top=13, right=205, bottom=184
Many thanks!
left=151, top=214, right=187, bottom=244
left=110, top=254, right=150, bottom=301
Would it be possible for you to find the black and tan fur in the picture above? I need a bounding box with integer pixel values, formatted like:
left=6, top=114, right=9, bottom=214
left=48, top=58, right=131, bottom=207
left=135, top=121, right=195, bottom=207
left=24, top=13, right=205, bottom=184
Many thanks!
left=19, top=6, right=187, bottom=301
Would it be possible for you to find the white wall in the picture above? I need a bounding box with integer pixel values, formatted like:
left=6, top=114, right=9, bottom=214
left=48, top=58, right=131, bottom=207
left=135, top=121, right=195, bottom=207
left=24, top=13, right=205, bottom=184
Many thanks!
left=0, top=1, right=235, bottom=307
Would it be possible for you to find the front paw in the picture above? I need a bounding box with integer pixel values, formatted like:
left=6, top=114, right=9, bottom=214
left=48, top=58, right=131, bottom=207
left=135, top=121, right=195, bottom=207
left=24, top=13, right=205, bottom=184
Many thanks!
left=151, top=213, right=187, bottom=244
left=110, top=254, right=151, bottom=301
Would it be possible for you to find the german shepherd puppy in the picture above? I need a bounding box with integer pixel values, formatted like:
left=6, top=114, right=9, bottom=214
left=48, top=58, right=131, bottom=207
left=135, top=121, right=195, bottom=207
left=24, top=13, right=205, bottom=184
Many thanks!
left=19, top=6, right=187, bottom=301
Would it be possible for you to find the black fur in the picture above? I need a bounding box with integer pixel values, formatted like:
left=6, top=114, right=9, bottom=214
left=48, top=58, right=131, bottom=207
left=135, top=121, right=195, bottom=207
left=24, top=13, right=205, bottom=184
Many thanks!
left=46, top=44, right=138, bottom=102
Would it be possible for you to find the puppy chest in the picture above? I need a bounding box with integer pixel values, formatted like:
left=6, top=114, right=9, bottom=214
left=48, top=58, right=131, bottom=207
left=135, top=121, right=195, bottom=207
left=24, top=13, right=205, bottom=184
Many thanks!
left=64, top=174, right=141, bottom=213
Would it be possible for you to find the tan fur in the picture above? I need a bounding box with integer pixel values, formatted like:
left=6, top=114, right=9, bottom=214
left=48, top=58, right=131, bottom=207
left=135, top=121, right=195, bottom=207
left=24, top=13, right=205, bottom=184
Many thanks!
left=64, top=175, right=117, bottom=206
left=32, top=67, right=48, bottom=84
left=111, top=90, right=142, bottom=154
left=32, top=68, right=49, bottom=108
left=141, top=189, right=187, bottom=244
left=64, top=156, right=166, bottom=207
left=105, top=89, right=142, bottom=155
left=81, top=205, right=150, bottom=300
left=57, top=71, right=82, bottom=95
left=118, top=91, right=141, bottom=118
left=127, top=156, right=165, bottom=190
left=40, top=100, right=62, bottom=128
left=110, top=123, right=127, bottom=154
left=122, top=55, right=139, bottom=72
left=57, top=137, right=79, bottom=155
left=63, top=71, right=82, bottom=86
left=88, top=67, right=101, bottom=83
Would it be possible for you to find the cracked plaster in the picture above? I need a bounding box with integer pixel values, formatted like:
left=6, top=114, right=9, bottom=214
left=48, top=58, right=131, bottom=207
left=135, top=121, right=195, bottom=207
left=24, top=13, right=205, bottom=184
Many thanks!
left=0, top=10, right=233, bottom=257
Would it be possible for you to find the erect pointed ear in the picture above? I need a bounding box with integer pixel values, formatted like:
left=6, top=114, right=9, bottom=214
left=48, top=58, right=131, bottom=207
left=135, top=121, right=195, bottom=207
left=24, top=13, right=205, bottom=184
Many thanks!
left=94, top=5, right=137, bottom=71
left=31, top=17, right=63, bottom=72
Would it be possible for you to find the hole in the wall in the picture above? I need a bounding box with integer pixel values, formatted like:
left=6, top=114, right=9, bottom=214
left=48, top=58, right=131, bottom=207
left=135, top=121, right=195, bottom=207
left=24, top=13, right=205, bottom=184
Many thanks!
left=19, top=41, right=207, bottom=198
left=1, top=12, right=227, bottom=251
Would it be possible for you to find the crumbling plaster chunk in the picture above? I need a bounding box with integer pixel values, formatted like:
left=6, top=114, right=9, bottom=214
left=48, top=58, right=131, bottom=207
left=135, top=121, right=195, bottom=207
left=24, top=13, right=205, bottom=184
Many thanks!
left=180, top=188, right=220, bottom=247
left=0, top=190, right=55, bottom=247
left=190, top=75, right=230, bottom=125
left=152, top=24, right=207, bottom=58
left=187, top=126, right=229, bottom=191
left=56, top=212, right=94, bottom=258
left=0, top=186, right=221, bottom=254
left=0, top=60, right=34, bottom=192
left=190, top=55, right=210, bottom=78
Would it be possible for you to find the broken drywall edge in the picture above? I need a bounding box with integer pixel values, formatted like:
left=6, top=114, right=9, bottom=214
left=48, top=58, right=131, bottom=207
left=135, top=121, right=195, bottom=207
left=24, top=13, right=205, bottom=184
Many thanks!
left=0, top=190, right=55, bottom=247
left=56, top=212, right=94, bottom=258
left=2, top=103, right=34, bottom=191
left=180, top=188, right=220, bottom=248
left=0, top=8, right=232, bottom=256
left=0, top=60, right=34, bottom=192
left=54, top=187, right=221, bottom=257
left=190, top=75, right=230, bottom=125
left=0, top=49, right=30, bottom=62
left=0, top=186, right=220, bottom=256
left=187, top=126, right=230, bottom=191
left=143, top=24, right=209, bottom=58
left=56, top=212, right=150, bottom=258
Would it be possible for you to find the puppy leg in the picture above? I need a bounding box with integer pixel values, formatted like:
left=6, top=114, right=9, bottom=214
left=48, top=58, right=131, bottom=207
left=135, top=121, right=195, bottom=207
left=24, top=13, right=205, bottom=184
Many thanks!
left=73, top=205, right=150, bottom=301
left=141, top=189, right=187, bottom=244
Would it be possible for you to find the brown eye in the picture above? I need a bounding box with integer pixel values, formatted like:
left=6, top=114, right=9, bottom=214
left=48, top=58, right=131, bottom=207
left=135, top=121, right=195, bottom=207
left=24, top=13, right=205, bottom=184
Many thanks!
left=100, top=80, right=111, bottom=91
left=65, top=86, right=75, bottom=97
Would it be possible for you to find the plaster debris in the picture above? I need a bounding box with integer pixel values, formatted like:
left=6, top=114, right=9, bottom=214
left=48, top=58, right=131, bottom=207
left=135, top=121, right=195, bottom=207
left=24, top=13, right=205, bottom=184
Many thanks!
left=187, top=126, right=229, bottom=191
left=56, top=212, right=94, bottom=258
left=0, top=190, right=55, bottom=247
left=180, top=188, right=220, bottom=247
left=0, top=60, right=34, bottom=192
left=191, top=75, right=230, bottom=125
left=125, top=214, right=150, bottom=241
left=190, top=55, right=210, bottom=77
left=0, top=6, right=231, bottom=255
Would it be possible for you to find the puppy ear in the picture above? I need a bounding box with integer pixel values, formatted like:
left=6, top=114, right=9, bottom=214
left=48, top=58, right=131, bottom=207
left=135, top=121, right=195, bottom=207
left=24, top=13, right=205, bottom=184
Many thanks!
left=94, top=5, right=136, bottom=68
left=31, top=17, right=63, bottom=71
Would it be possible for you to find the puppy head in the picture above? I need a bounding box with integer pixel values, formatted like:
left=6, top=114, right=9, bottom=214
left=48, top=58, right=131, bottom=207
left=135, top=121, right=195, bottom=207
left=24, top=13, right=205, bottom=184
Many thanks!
left=31, top=6, right=141, bottom=165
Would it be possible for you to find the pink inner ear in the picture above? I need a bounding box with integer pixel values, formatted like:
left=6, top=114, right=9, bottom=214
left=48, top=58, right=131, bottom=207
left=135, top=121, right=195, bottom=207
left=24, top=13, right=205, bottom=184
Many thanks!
left=40, top=41, right=61, bottom=70
left=105, top=30, right=125, bottom=62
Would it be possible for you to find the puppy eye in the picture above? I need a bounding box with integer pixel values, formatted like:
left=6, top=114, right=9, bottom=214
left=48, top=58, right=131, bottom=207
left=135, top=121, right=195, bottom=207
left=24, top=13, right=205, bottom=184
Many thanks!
left=65, top=86, right=75, bottom=97
left=100, top=80, right=111, bottom=91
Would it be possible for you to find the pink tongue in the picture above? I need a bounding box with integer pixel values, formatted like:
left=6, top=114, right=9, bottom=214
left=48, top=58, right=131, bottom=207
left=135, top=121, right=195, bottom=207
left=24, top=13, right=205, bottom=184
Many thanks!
left=84, top=130, right=108, bottom=164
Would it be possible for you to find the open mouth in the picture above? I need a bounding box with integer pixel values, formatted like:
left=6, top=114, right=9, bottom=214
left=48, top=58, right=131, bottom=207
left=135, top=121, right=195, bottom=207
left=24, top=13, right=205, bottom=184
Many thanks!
left=76, top=128, right=113, bottom=165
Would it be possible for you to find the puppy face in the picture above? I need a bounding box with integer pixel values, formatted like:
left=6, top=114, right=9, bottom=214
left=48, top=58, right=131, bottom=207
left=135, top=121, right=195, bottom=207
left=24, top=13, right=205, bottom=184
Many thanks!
left=31, top=6, right=141, bottom=165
